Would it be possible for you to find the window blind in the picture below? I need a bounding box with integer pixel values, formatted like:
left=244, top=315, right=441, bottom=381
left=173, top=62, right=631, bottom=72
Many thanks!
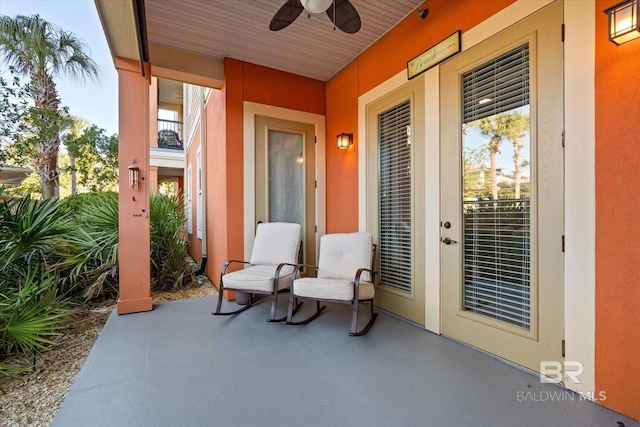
left=463, top=200, right=531, bottom=329
left=462, top=44, right=529, bottom=123
left=461, top=43, right=532, bottom=330
left=378, top=100, right=412, bottom=294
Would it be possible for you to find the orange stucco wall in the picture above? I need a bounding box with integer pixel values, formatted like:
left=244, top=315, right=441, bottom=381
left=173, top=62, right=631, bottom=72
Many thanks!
left=203, top=58, right=325, bottom=298
left=243, top=62, right=325, bottom=115
left=326, top=60, right=359, bottom=232
left=594, top=1, right=640, bottom=420
left=186, top=126, right=202, bottom=263
left=324, top=0, right=516, bottom=233
left=204, top=88, right=228, bottom=289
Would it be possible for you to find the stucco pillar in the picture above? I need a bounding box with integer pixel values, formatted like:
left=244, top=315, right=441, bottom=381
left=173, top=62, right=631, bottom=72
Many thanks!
left=149, top=166, right=159, bottom=193
left=116, top=58, right=153, bottom=315
left=149, top=76, right=159, bottom=148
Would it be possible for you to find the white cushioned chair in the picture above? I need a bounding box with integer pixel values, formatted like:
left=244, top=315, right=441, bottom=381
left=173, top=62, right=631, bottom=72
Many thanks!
left=213, top=222, right=303, bottom=322
left=286, top=232, right=378, bottom=336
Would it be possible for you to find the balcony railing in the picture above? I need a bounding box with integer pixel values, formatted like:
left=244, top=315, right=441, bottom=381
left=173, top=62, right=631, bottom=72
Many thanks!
left=157, top=119, right=184, bottom=150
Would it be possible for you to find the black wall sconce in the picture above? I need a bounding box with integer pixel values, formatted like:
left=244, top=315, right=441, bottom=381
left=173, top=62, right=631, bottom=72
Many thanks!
left=337, top=132, right=353, bottom=150
left=605, top=0, right=640, bottom=45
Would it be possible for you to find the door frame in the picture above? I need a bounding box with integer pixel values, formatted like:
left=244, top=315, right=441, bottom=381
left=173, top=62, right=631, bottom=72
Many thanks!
left=358, top=0, right=595, bottom=395
left=243, top=102, right=326, bottom=261
left=358, top=0, right=561, bottom=333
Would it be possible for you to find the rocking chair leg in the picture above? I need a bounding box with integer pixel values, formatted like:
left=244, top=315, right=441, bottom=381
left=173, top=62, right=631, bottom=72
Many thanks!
left=214, top=288, right=224, bottom=315
left=349, top=300, right=378, bottom=336
left=212, top=288, right=258, bottom=316
left=268, top=289, right=303, bottom=322
left=267, top=288, right=280, bottom=322
left=287, top=300, right=326, bottom=325
left=271, top=299, right=303, bottom=322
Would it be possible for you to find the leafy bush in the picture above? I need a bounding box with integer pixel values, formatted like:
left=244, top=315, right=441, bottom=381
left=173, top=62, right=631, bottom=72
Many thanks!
left=58, top=192, right=119, bottom=300
left=150, top=193, right=192, bottom=291
left=0, top=187, right=70, bottom=381
left=59, top=191, right=192, bottom=297
left=0, top=267, right=68, bottom=362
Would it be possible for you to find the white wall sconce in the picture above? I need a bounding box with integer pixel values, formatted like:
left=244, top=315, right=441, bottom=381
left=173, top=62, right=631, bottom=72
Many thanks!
left=605, top=0, right=640, bottom=45
left=337, top=132, right=353, bottom=150
left=128, top=158, right=140, bottom=190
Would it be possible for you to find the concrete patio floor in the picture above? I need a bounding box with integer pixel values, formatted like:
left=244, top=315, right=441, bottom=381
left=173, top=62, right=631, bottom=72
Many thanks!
left=53, top=295, right=639, bottom=427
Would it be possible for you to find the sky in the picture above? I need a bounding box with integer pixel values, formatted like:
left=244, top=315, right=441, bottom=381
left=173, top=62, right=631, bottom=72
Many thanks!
left=0, top=0, right=118, bottom=135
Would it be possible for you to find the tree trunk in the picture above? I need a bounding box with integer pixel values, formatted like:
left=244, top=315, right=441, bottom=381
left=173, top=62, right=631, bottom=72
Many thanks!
left=70, top=155, right=77, bottom=195
left=33, top=71, right=62, bottom=199
left=512, top=136, right=524, bottom=200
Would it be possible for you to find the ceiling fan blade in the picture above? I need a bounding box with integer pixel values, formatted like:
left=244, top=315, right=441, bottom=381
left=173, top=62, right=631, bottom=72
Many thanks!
left=326, top=0, right=361, bottom=34
left=270, top=0, right=304, bottom=31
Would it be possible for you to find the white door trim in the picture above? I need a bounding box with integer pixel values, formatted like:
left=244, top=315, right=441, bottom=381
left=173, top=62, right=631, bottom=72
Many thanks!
left=564, top=0, right=596, bottom=396
left=243, top=102, right=326, bottom=261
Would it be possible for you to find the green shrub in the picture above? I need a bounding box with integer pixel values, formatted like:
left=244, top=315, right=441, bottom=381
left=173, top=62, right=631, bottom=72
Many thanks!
left=58, top=192, right=119, bottom=300
left=0, top=187, right=70, bottom=381
left=150, top=193, right=192, bottom=291
left=59, top=191, right=192, bottom=297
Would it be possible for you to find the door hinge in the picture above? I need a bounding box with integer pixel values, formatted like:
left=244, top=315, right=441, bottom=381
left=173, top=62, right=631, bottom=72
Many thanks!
left=562, top=339, right=565, bottom=357
left=561, top=130, right=565, bottom=148
left=561, top=24, right=565, bottom=42
left=562, top=235, right=565, bottom=252
left=314, top=136, right=317, bottom=144
left=314, top=180, right=317, bottom=189
left=315, top=225, right=317, bottom=233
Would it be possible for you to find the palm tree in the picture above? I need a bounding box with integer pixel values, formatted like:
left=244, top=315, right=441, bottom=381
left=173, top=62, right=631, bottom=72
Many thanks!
left=475, top=111, right=529, bottom=200
left=0, top=14, right=98, bottom=199
left=505, top=113, right=530, bottom=199
left=476, top=113, right=510, bottom=200
left=63, top=116, right=88, bottom=195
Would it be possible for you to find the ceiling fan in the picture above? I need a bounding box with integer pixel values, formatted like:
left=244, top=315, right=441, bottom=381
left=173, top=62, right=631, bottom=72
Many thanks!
left=270, top=0, right=361, bottom=34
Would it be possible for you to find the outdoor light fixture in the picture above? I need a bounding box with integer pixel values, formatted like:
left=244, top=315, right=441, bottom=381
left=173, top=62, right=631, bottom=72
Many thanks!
left=337, top=132, right=353, bottom=150
left=128, top=158, right=140, bottom=190
left=301, top=0, right=332, bottom=13
left=605, top=0, right=640, bottom=45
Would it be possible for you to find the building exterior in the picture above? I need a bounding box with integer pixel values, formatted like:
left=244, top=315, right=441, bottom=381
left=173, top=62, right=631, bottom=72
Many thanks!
left=95, top=0, right=639, bottom=420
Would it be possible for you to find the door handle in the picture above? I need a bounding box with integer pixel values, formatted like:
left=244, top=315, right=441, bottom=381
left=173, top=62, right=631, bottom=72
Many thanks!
left=441, top=237, right=458, bottom=245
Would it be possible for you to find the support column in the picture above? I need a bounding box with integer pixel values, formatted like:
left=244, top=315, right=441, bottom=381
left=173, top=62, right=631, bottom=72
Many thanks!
left=149, top=166, right=159, bottom=193
left=116, top=58, right=153, bottom=315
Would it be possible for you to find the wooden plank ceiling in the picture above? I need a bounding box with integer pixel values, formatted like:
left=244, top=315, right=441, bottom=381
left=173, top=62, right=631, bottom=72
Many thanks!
left=145, top=0, right=424, bottom=81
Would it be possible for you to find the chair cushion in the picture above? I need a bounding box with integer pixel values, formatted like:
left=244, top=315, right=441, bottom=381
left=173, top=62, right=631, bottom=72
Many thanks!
left=317, top=233, right=373, bottom=282
left=223, top=264, right=296, bottom=293
left=293, top=277, right=375, bottom=301
left=250, top=222, right=301, bottom=266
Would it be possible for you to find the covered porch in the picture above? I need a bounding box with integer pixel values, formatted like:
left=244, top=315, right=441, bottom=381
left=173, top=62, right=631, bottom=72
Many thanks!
left=52, top=295, right=637, bottom=426
left=93, top=0, right=640, bottom=422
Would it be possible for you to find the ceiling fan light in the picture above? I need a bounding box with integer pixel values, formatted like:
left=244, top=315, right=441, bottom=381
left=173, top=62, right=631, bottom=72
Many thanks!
left=301, top=0, right=332, bottom=14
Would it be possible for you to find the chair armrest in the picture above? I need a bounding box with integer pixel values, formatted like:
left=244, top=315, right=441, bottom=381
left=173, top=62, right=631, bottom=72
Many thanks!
left=221, top=259, right=252, bottom=275
left=355, top=267, right=376, bottom=283
left=275, top=262, right=319, bottom=281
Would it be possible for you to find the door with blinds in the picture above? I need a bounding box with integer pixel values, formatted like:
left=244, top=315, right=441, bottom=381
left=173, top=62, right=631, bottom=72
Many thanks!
left=367, top=77, right=425, bottom=326
left=440, top=2, right=564, bottom=372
